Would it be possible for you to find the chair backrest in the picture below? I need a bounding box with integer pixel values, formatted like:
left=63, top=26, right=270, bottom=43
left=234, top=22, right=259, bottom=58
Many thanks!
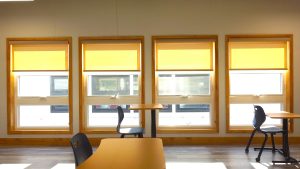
left=117, top=106, right=124, bottom=132
left=70, top=133, right=93, bottom=166
left=253, top=105, right=266, bottom=129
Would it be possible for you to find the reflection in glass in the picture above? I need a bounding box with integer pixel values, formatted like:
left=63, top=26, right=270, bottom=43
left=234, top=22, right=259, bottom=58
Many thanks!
left=50, top=76, right=68, bottom=96
left=158, top=74, right=210, bottom=95
left=176, top=104, right=210, bottom=112
left=50, top=105, right=69, bottom=113
left=92, top=104, right=138, bottom=113
left=160, top=104, right=172, bottom=113
left=89, top=75, right=138, bottom=96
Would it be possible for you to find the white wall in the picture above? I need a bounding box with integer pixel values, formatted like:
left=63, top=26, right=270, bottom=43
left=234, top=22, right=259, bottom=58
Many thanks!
left=0, top=0, right=299, bottom=138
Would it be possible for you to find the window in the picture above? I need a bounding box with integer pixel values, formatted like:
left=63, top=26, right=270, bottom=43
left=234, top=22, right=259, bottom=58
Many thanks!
left=152, top=36, right=218, bottom=133
left=226, top=35, right=293, bottom=132
left=7, top=38, right=72, bottom=134
left=79, top=37, right=144, bottom=133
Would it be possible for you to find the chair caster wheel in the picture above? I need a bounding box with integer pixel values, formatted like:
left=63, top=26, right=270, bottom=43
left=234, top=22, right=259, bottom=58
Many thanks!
left=245, top=149, right=249, bottom=153
left=256, top=158, right=260, bottom=162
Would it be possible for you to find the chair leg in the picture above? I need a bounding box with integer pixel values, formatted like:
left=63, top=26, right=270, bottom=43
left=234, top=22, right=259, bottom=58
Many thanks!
left=120, top=134, right=125, bottom=138
left=245, top=129, right=256, bottom=153
left=138, top=133, right=143, bottom=138
left=256, top=133, right=268, bottom=162
left=271, top=133, right=276, bottom=153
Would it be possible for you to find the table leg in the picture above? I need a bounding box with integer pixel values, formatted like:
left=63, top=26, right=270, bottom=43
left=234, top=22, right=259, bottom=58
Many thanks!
left=272, top=118, right=299, bottom=164
left=151, top=109, right=156, bottom=138
left=282, top=118, right=289, bottom=158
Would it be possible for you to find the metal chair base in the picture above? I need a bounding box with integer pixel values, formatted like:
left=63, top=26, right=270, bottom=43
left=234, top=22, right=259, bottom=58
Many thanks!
left=272, top=157, right=299, bottom=164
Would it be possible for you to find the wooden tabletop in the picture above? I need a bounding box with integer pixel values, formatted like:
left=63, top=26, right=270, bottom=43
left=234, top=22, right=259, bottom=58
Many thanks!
left=267, top=112, right=300, bottom=119
left=77, top=138, right=166, bottom=169
left=129, top=104, right=163, bottom=110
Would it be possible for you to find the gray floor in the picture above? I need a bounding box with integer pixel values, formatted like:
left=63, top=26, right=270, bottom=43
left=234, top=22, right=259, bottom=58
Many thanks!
left=0, top=145, right=299, bottom=169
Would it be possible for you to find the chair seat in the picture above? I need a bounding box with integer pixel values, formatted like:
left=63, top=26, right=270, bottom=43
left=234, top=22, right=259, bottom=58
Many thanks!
left=260, top=126, right=284, bottom=133
left=119, top=127, right=144, bottom=134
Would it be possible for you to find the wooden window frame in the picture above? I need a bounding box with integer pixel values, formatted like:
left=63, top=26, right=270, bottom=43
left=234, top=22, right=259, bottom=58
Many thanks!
left=152, top=35, right=219, bottom=134
left=78, top=36, right=145, bottom=134
left=225, top=34, right=293, bottom=133
left=7, top=37, right=73, bottom=134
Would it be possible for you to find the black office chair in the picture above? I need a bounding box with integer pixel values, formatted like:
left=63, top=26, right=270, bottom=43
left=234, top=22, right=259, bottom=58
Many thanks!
left=117, top=106, right=144, bottom=138
left=70, top=133, right=93, bottom=166
left=245, top=105, right=285, bottom=162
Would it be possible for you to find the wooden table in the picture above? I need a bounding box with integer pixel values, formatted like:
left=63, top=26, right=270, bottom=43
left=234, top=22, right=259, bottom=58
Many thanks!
left=129, top=104, right=163, bottom=138
left=77, top=138, right=166, bottom=169
left=267, top=112, right=300, bottom=164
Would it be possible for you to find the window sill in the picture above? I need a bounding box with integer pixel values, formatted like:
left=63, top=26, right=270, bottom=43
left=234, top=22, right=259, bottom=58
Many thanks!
left=157, top=127, right=218, bottom=134
left=8, top=128, right=72, bottom=135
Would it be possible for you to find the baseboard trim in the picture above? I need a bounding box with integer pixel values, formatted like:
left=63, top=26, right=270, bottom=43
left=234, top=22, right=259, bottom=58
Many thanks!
left=0, top=137, right=299, bottom=146
left=161, top=137, right=300, bottom=145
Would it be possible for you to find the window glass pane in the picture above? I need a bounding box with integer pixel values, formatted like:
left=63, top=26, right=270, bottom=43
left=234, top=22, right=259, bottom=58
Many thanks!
left=18, top=75, right=68, bottom=97
left=88, top=74, right=138, bottom=96
left=230, top=73, right=283, bottom=95
left=230, top=104, right=282, bottom=127
left=87, top=104, right=139, bottom=127
left=158, top=74, right=210, bottom=95
left=158, top=75, right=172, bottom=95
left=158, top=104, right=211, bottom=127
left=19, top=105, right=69, bottom=127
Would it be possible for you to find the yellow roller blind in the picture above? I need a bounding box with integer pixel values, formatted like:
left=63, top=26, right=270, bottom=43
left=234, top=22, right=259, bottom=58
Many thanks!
left=83, top=41, right=140, bottom=71
left=229, top=41, right=287, bottom=70
left=12, top=44, right=68, bottom=71
left=156, top=40, right=213, bottom=70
